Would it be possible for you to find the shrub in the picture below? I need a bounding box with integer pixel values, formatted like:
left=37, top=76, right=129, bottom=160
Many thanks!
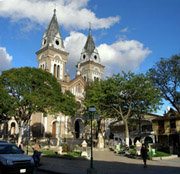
left=62, top=144, right=70, bottom=152
left=129, top=145, right=135, bottom=149
left=129, top=149, right=136, bottom=155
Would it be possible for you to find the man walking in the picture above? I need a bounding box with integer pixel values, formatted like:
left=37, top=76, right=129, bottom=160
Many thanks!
left=141, top=144, right=147, bottom=168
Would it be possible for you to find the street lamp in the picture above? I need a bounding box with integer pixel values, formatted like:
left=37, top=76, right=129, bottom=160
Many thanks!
left=87, top=106, right=97, bottom=174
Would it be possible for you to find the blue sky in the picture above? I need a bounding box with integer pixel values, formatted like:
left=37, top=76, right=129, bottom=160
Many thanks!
left=0, top=0, right=180, bottom=115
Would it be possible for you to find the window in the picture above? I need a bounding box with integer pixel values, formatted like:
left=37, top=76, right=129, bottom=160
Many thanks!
left=83, top=55, right=86, bottom=59
left=94, top=55, right=97, bottom=60
left=56, top=40, right=59, bottom=45
left=158, top=121, right=165, bottom=134
left=142, top=125, right=152, bottom=132
left=57, top=65, right=60, bottom=78
left=170, top=119, right=176, bottom=133
left=76, top=84, right=82, bottom=93
left=54, top=64, right=57, bottom=77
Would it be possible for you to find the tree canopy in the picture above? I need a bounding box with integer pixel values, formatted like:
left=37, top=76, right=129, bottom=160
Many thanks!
left=85, top=71, right=162, bottom=145
left=0, top=84, right=15, bottom=123
left=148, top=54, right=180, bottom=113
left=0, top=67, right=77, bottom=126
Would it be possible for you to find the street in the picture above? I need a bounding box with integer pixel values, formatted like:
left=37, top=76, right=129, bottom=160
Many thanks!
left=34, top=169, right=56, bottom=174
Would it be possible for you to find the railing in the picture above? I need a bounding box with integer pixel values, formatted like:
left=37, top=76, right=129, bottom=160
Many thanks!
left=170, top=128, right=177, bottom=133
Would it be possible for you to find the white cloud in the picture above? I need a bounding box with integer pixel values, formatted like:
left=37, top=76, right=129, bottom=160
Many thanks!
left=64, top=32, right=151, bottom=77
left=64, top=31, right=87, bottom=76
left=120, top=27, right=128, bottom=32
left=64, top=31, right=87, bottom=62
left=0, top=0, right=119, bottom=30
left=98, top=40, right=151, bottom=73
left=0, top=47, right=12, bottom=72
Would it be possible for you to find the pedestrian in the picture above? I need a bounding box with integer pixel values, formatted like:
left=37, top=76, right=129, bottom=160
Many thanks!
left=141, top=144, right=147, bottom=168
left=19, top=142, right=24, bottom=152
left=33, top=144, right=41, bottom=167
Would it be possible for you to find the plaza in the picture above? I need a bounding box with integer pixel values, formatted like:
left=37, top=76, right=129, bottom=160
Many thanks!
left=38, top=149, right=180, bottom=174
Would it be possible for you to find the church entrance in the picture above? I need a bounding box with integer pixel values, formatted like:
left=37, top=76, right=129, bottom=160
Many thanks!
left=52, top=121, right=57, bottom=138
left=75, top=119, right=83, bottom=139
left=75, top=120, right=80, bottom=138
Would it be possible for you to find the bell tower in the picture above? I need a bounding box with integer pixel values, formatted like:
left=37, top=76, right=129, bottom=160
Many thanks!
left=36, top=9, right=69, bottom=81
left=76, top=25, right=104, bottom=82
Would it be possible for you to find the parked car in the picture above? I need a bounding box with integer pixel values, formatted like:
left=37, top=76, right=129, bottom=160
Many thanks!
left=0, top=143, right=34, bottom=174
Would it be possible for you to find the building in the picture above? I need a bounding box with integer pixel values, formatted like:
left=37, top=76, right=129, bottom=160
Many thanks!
left=0, top=9, right=105, bottom=144
left=30, top=9, right=104, bottom=143
left=152, top=108, right=180, bottom=154
left=110, top=113, right=161, bottom=146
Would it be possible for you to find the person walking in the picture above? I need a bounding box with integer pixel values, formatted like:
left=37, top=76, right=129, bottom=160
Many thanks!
left=141, top=144, right=147, bottom=168
left=32, top=144, right=41, bottom=167
left=19, top=142, right=24, bottom=153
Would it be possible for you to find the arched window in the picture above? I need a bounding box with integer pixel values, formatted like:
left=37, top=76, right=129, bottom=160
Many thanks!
left=57, top=65, right=60, bottom=78
left=84, top=76, right=86, bottom=81
left=54, top=64, right=57, bottom=77
left=76, top=84, right=82, bottom=93
left=10, top=122, right=16, bottom=135
left=52, top=121, right=57, bottom=138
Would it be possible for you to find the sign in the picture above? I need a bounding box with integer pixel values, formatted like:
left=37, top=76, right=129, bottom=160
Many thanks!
left=88, top=107, right=96, bottom=112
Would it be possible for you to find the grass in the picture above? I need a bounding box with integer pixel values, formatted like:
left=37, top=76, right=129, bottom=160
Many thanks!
left=41, top=150, right=56, bottom=155
left=128, top=149, right=171, bottom=158
left=65, top=151, right=82, bottom=157
left=152, top=151, right=171, bottom=157
left=29, top=148, right=82, bottom=157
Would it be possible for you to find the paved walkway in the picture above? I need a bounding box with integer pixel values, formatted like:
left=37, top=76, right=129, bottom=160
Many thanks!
left=38, top=149, right=180, bottom=174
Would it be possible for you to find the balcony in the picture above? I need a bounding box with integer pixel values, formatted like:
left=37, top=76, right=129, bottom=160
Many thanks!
left=158, top=129, right=165, bottom=134
left=170, top=128, right=177, bottom=133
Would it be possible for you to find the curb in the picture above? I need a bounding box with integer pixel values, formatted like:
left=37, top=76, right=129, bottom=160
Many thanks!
left=152, top=155, right=178, bottom=160
left=42, top=154, right=89, bottom=160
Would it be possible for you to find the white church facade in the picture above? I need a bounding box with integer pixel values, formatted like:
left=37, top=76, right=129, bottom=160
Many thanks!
left=30, top=9, right=105, bottom=143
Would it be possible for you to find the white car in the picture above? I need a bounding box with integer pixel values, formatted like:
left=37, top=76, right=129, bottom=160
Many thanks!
left=0, top=143, right=34, bottom=174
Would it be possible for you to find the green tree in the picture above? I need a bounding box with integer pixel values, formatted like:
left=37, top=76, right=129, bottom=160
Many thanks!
left=0, top=67, right=77, bottom=144
left=85, top=72, right=162, bottom=146
left=148, top=54, right=180, bottom=113
left=0, top=84, right=15, bottom=123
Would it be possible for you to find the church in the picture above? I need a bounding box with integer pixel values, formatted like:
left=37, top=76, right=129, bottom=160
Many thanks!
left=0, top=10, right=161, bottom=148
left=30, top=9, right=105, bottom=144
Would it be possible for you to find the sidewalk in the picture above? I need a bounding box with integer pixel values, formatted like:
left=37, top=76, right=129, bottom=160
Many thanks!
left=38, top=149, right=180, bottom=174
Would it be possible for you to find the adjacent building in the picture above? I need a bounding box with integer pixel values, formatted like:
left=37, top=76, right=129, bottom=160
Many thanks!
left=152, top=108, right=180, bottom=154
left=110, top=113, right=161, bottom=146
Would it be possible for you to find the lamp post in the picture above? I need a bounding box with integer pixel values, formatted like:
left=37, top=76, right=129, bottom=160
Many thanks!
left=87, top=106, right=97, bottom=174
